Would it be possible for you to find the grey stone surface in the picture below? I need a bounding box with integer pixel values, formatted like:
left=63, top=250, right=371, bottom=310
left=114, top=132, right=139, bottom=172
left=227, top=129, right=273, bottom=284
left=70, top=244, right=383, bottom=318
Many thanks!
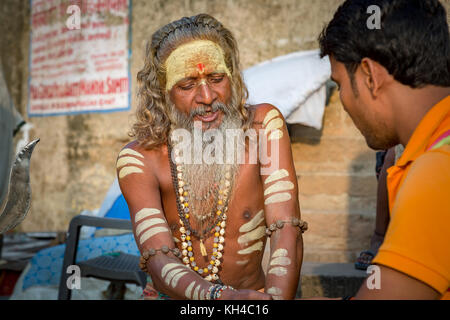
left=297, top=262, right=367, bottom=298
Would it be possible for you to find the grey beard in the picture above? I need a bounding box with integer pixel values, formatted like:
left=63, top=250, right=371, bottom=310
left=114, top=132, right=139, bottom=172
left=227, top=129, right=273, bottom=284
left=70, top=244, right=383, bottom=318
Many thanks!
left=168, top=100, right=243, bottom=226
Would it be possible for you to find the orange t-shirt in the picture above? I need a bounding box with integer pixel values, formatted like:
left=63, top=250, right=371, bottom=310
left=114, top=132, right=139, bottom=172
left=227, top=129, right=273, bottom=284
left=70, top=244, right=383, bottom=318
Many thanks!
left=372, top=95, right=450, bottom=299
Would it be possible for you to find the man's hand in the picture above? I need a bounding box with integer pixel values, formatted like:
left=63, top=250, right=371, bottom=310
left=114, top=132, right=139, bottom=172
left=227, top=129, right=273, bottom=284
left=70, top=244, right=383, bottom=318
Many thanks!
left=219, top=288, right=273, bottom=300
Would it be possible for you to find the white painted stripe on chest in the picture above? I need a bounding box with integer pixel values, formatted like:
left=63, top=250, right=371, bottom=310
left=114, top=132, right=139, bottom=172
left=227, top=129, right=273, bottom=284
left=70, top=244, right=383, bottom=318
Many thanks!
left=239, top=210, right=264, bottom=233
left=264, top=169, right=289, bottom=184
left=238, top=226, right=266, bottom=245
left=264, top=181, right=294, bottom=196
left=237, top=240, right=264, bottom=255
left=236, top=259, right=249, bottom=266
left=134, top=208, right=161, bottom=223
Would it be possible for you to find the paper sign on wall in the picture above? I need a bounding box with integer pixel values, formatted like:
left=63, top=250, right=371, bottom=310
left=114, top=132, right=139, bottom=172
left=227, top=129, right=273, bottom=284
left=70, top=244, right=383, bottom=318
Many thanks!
left=28, top=0, right=131, bottom=116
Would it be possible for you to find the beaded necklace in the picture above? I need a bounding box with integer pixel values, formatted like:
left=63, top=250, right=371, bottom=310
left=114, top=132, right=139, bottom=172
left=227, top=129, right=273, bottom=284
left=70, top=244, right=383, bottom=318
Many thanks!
left=168, top=143, right=233, bottom=282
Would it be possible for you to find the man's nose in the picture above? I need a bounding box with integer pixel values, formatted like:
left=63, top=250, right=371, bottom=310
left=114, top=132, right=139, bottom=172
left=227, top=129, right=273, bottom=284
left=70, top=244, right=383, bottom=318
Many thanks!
left=196, top=81, right=216, bottom=106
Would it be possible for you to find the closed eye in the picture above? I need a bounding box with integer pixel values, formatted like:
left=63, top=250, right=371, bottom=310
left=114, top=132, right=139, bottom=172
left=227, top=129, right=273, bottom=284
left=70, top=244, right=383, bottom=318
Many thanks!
left=209, top=74, right=225, bottom=83
left=178, top=81, right=196, bottom=90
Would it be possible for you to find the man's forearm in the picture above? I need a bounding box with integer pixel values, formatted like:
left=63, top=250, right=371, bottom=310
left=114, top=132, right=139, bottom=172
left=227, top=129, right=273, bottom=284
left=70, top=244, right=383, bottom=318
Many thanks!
left=146, top=253, right=215, bottom=300
left=264, top=227, right=303, bottom=299
left=146, top=253, right=273, bottom=300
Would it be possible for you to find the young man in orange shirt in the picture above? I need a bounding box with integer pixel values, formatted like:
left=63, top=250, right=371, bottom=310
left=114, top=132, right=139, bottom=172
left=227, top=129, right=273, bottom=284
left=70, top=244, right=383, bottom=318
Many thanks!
left=319, top=0, right=450, bottom=299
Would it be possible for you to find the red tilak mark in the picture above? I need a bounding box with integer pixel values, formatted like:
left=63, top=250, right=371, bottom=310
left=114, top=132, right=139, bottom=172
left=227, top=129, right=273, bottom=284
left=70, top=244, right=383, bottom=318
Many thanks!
left=197, top=63, right=205, bottom=74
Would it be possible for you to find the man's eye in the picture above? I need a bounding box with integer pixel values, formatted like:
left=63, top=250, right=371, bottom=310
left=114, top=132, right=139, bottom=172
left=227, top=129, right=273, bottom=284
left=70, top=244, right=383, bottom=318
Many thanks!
left=179, top=83, right=195, bottom=90
left=209, top=76, right=224, bottom=83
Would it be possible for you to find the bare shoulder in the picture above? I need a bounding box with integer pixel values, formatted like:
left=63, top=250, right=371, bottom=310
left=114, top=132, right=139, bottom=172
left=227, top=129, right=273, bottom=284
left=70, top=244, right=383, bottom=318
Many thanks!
left=117, top=140, right=168, bottom=178
left=118, top=140, right=166, bottom=159
left=247, top=103, right=285, bottom=129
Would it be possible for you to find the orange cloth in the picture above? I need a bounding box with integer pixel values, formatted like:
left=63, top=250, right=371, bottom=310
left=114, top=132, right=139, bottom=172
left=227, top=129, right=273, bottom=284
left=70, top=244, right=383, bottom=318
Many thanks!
left=373, top=95, right=450, bottom=299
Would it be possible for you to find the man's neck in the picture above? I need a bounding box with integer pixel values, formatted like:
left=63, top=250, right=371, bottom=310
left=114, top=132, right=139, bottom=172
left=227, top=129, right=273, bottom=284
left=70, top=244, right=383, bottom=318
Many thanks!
left=391, top=85, right=450, bottom=147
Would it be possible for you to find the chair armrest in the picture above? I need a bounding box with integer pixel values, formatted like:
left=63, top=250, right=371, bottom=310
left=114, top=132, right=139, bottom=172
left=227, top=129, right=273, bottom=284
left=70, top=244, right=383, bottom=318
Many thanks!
left=58, top=215, right=132, bottom=300
left=69, top=215, right=132, bottom=230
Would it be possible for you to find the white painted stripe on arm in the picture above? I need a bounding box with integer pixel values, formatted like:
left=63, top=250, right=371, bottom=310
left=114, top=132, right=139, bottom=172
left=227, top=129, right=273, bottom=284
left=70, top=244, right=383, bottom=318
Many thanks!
left=185, top=282, right=196, bottom=299
left=264, top=192, right=292, bottom=205
left=161, top=263, right=182, bottom=278
left=268, top=266, right=287, bottom=276
left=139, top=226, right=170, bottom=245
left=272, top=248, right=288, bottom=257
left=134, top=208, right=161, bottom=223
left=170, top=271, right=189, bottom=288
left=268, top=129, right=283, bottom=141
left=264, top=169, right=289, bottom=184
left=193, top=284, right=201, bottom=300
left=263, top=109, right=280, bottom=127
left=265, top=118, right=283, bottom=135
left=119, top=148, right=144, bottom=158
left=119, top=166, right=144, bottom=179
left=267, top=287, right=282, bottom=296
left=270, top=257, right=291, bottom=266
left=116, top=156, right=144, bottom=168
left=135, top=218, right=166, bottom=237
left=264, top=181, right=294, bottom=196
left=164, top=268, right=185, bottom=286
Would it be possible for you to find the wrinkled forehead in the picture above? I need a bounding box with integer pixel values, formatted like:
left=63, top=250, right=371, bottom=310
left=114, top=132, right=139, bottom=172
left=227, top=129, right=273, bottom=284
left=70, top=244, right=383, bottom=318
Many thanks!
left=164, top=39, right=231, bottom=91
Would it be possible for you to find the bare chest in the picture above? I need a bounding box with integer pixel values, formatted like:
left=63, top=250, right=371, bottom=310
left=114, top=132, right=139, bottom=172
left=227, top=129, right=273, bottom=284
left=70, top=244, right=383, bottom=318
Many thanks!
left=159, top=162, right=265, bottom=238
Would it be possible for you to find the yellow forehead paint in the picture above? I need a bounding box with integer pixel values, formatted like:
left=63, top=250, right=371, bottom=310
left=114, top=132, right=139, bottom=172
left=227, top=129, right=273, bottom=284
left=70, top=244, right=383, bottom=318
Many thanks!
left=164, top=40, right=232, bottom=91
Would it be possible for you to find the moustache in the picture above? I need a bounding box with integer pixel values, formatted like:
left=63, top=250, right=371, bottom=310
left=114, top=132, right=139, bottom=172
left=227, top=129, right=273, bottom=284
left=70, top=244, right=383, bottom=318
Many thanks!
left=189, top=102, right=228, bottom=119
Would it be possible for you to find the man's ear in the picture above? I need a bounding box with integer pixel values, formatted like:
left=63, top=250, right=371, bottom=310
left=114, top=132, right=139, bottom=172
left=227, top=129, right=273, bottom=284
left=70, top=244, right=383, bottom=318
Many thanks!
left=360, top=58, right=387, bottom=98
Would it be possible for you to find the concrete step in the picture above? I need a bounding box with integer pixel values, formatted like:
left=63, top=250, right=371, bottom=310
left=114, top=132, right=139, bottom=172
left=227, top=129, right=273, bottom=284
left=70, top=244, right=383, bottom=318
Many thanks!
left=296, top=262, right=367, bottom=298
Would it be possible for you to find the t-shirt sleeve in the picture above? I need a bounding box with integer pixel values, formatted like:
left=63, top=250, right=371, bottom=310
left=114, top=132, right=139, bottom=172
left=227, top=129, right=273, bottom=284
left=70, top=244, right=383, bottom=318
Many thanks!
left=372, top=146, right=450, bottom=294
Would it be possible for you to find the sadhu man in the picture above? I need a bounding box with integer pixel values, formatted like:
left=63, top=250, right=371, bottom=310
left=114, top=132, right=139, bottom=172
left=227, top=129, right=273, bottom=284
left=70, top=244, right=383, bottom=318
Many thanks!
left=320, top=0, right=450, bottom=299
left=117, top=14, right=307, bottom=300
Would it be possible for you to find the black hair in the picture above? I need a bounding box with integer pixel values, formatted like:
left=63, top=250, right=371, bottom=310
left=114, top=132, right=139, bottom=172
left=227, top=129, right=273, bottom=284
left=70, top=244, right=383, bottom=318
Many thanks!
left=319, top=0, right=450, bottom=88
